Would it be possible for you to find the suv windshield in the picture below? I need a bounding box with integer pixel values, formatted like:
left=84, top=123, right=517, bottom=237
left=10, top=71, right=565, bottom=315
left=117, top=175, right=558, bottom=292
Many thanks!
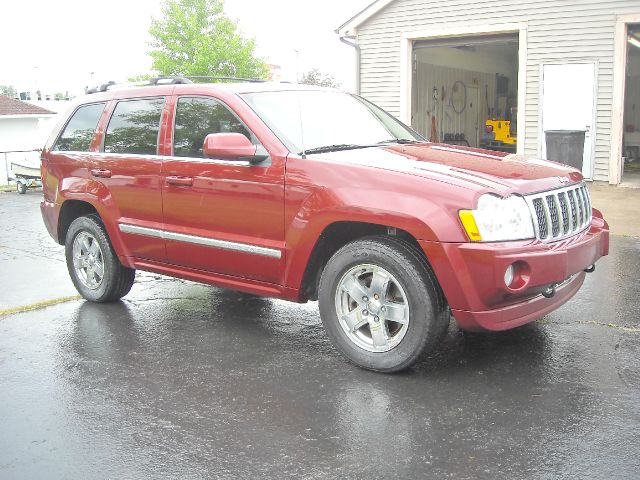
left=240, top=90, right=423, bottom=154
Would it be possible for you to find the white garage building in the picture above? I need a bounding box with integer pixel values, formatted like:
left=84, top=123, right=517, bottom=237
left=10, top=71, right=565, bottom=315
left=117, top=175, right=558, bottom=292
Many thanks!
left=0, top=96, right=56, bottom=184
left=337, top=0, right=640, bottom=185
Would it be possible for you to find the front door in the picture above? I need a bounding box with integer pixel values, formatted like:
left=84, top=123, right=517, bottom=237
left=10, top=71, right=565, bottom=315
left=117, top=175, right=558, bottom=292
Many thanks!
left=541, top=63, right=597, bottom=179
left=161, top=95, right=285, bottom=284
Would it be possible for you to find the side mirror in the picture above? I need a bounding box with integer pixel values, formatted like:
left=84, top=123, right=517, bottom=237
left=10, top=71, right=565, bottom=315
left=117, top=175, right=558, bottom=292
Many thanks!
left=203, top=133, right=268, bottom=164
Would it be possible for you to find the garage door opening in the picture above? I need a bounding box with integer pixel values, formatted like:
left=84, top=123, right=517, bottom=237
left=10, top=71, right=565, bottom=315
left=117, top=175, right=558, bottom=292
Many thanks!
left=411, top=34, right=519, bottom=152
left=623, top=24, right=640, bottom=185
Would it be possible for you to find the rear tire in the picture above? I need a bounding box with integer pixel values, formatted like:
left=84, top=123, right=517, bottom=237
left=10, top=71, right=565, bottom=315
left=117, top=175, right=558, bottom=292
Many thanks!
left=65, top=215, right=135, bottom=302
left=318, top=236, right=449, bottom=373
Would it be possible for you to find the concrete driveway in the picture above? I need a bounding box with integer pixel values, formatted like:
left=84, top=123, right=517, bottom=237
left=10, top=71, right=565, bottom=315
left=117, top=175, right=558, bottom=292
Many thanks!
left=1, top=190, right=639, bottom=479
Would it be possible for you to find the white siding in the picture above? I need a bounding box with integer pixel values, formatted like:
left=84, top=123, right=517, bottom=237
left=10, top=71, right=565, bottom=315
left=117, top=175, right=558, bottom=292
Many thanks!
left=0, top=116, right=56, bottom=183
left=356, top=0, right=640, bottom=182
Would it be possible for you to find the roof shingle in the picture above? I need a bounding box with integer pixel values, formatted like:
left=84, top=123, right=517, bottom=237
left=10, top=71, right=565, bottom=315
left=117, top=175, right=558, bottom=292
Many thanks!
left=0, top=95, right=55, bottom=116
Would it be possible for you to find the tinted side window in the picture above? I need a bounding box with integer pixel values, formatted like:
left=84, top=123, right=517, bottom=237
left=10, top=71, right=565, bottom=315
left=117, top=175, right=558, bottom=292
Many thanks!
left=54, top=102, right=105, bottom=152
left=104, top=98, right=165, bottom=155
left=173, top=97, right=252, bottom=158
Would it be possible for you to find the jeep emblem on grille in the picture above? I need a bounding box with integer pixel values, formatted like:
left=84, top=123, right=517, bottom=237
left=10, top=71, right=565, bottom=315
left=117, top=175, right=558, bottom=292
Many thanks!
left=557, top=176, right=570, bottom=185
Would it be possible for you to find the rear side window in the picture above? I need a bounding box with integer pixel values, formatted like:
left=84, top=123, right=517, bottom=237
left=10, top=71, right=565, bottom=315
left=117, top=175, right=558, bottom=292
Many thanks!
left=54, top=102, right=105, bottom=152
left=104, top=98, right=165, bottom=155
left=173, top=96, right=252, bottom=158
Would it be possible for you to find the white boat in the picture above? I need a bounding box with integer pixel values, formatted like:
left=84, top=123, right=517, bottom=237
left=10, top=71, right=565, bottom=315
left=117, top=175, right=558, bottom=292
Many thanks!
left=10, top=162, right=42, bottom=194
left=11, top=162, right=40, bottom=179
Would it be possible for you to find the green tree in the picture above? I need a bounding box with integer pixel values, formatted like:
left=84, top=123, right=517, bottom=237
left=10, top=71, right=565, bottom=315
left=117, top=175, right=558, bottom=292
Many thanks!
left=148, top=0, right=269, bottom=80
left=0, top=85, right=17, bottom=98
left=300, top=68, right=340, bottom=88
left=127, top=74, right=154, bottom=83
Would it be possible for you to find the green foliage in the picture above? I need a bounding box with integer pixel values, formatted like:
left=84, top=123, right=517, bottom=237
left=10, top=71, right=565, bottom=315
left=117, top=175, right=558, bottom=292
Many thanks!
left=0, top=85, right=17, bottom=98
left=299, top=69, right=341, bottom=88
left=56, top=128, right=95, bottom=152
left=148, top=0, right=269, bottom=80
left=174, top=97, right=250, bottom=157
left=104, top=99, right=165, bottom=155
left=127, top=73, right=154, bottom=82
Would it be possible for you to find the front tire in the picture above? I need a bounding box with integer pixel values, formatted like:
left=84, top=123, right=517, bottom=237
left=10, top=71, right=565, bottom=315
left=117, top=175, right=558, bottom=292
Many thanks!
left=65, top=215, right=135, bottom=302
left=318, top=236, right=449, bottom=373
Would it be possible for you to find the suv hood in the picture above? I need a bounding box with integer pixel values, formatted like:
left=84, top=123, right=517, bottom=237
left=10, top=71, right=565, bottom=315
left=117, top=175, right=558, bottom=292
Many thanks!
left=313, top=143, right=584, bottom=195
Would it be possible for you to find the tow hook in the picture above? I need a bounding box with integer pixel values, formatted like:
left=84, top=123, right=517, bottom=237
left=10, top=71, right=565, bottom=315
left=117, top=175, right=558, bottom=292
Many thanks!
left=542, top=285, right=556, bottom=298
left=584, top=264, right=595, bottom=273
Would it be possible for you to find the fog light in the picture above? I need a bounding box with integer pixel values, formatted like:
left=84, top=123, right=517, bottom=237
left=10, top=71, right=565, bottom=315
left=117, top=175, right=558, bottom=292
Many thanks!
left=504, top=264, right=515, bottom=287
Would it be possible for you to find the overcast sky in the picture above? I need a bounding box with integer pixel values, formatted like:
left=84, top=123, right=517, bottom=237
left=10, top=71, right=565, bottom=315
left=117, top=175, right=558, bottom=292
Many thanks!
left=0, top=0, right=370, bottom=96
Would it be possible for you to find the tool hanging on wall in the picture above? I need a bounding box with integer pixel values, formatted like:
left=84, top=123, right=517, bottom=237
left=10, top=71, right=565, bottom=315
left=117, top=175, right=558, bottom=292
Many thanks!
left=430, top=86, right=439, bottom=142
left=485, top=84, right=491, bottom=118
left=451, top=80, right=467, bottom=114
left=441, top=85, right=445, bottom=142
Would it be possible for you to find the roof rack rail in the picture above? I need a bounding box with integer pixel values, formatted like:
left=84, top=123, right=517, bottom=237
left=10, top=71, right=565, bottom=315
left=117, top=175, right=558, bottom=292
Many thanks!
left=85, top=80, right=148, bottom=94
left=185, top=76, right=265, bottom=83
left=147, top=76, right=193, bottom=85
left=85, top=81, right=118, bottom=94
left=84, top=74, right=266, bottom=95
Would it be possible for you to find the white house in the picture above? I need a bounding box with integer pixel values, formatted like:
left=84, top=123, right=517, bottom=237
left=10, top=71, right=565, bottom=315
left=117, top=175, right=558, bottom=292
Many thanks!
left=337, top=0, right=640, bottom=185
left=0, top=95, right=57, bottom=184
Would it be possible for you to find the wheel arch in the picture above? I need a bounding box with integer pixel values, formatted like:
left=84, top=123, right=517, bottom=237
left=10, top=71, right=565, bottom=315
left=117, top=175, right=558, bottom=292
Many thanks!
left=297, top=220, right=442, bottom=302
left=57, top=199, right=99, bottom=245
left=56, top=197, right=133, bottom=268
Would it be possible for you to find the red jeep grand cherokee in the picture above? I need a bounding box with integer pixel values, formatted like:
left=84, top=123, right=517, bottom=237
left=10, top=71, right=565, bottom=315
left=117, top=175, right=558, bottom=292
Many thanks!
left=40, top=79, right=609, bottom=372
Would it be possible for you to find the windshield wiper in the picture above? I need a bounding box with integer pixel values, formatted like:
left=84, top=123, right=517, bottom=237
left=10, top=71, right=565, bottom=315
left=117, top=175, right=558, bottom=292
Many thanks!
left=377, top=138, right=426, bottom=145
left=302, top=144, right=371, bottom=155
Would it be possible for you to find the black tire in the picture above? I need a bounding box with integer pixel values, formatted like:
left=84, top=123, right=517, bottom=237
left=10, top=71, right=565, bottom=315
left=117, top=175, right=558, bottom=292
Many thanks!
left=318, top=236, right=449, bottom=373
left=65, top=215, right=135, bottom=302
left=17, top=182, right=27, bottom=194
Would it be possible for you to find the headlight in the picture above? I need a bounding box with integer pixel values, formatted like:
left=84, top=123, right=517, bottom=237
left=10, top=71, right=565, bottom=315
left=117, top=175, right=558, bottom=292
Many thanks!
left=459, top=194, right=535, bottom=242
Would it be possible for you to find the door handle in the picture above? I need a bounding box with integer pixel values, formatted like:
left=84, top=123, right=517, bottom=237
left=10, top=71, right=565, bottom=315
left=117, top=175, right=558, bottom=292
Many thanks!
left=166, top=176, right=193, bottom=187
left=90, top=168, right=112, bottom=178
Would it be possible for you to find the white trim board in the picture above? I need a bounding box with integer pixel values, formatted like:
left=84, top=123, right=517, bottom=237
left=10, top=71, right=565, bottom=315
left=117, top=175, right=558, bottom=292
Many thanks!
left=610, top=13, right=640, bottom=185
left=336, top=0, right=395, bottom=36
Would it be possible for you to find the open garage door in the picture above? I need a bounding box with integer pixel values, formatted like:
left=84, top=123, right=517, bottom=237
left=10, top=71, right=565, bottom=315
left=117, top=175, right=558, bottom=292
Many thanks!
left=412, top=34, right=519, bottom=152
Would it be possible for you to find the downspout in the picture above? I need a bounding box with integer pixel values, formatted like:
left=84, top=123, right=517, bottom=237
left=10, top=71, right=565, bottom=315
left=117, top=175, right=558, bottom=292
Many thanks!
left=339, top=35, right=360, bottom=95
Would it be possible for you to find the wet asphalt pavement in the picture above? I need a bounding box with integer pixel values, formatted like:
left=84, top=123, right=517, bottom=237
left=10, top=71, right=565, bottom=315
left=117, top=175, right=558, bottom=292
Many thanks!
left=1, top=190, right=639, bottom=479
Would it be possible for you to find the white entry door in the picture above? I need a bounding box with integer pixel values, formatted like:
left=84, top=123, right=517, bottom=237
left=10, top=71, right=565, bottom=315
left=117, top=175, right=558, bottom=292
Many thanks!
left=541, top=63, right=597, bottom=179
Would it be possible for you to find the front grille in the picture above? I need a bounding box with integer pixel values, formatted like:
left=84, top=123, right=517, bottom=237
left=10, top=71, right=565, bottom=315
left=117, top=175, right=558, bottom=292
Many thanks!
left=525, top=183, right=591, bottom=241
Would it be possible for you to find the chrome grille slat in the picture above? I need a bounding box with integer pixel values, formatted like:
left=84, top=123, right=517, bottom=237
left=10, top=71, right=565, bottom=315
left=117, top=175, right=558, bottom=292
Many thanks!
left=546, top=195, right=560, bottom=237
left=579, top=186, right=591, bottom=228
left=557, top=192, right=570, bottom=234
left=524, top=183, right=592, bottom=242
left=568, top=190, right=578, bottom=229
left=576, top=186, right=585, bottom=227
left=532, top=198, right=547, bottom=239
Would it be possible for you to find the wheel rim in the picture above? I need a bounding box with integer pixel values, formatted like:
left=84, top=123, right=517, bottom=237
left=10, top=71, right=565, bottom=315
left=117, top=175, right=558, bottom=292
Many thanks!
left=72, top=231, right=105, bottom=290
left=334, top=264, right=410, bottom=353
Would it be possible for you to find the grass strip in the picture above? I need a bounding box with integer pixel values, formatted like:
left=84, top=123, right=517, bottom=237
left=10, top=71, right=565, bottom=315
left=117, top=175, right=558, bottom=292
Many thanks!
left=0, top=295, right=81, bottom=317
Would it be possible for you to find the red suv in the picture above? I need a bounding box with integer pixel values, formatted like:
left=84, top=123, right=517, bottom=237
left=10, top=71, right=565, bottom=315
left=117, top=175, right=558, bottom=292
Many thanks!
left=40, top=78, right=609, bottom=372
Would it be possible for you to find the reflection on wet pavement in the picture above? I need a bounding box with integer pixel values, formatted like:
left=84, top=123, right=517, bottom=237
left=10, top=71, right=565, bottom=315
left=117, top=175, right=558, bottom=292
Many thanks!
left=1, top=192, right=639, bottom=478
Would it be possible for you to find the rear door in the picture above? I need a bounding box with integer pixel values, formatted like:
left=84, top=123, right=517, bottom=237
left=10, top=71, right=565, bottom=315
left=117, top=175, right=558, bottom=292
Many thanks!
left=160, top=95, right=285, bottom=284
left=94, top=96, right=168, bottom=261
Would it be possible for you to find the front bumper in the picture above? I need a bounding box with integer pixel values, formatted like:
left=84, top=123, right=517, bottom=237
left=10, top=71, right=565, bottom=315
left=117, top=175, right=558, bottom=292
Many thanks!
left=419, top=210, right=609, bottom=331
